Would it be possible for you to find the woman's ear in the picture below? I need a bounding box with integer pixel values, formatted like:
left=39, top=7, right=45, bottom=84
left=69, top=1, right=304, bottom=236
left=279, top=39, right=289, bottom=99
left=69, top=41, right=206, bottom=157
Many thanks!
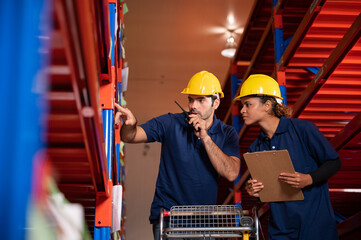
left=264, top=99, right=273, bottom=112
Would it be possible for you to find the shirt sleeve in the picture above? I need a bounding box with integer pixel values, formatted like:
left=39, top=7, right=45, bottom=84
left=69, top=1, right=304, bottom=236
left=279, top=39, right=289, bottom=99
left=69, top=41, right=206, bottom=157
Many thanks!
left=310, top=157, right=342, bottom=184
left=301, top=120, right=341, bottom=183
left=302, top=120, right=339, bottom=165
left=222, top=126, right=241, bottom=159
left=139, top=114, right=171, bottom=142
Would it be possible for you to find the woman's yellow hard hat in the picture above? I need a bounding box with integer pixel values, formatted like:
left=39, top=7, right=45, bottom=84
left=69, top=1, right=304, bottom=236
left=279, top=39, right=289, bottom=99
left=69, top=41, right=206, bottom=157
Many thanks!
left=181, top=71, right=224, bottom=98
left=233, top=74, right=283, bottom=101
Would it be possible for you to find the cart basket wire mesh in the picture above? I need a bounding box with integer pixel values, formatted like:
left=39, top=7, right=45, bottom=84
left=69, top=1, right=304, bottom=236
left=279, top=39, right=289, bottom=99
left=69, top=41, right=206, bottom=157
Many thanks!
left=161, top=205, right=259, bottom=239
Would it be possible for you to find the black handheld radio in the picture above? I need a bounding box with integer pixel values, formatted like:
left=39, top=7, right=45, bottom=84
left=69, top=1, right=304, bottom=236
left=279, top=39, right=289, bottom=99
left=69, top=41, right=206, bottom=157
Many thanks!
left=174, top=101, right=199, bottom=132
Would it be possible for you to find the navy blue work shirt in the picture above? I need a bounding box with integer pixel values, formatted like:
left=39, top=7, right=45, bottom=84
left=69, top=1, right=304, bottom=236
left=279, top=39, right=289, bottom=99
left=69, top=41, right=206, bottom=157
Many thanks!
left=140, top=113, right=240, bottom=222
left=249, top=117, right=339, bottom=240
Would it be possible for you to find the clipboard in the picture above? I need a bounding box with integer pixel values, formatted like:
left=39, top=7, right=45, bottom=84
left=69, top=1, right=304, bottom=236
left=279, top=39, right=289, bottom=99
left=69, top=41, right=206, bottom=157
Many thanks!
left=243, top=150, right=304, bottom=202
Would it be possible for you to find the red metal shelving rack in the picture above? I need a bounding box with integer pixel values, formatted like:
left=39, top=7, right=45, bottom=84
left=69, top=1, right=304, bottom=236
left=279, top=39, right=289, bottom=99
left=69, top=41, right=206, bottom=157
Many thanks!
left=47, top=0, right=127, bottom=238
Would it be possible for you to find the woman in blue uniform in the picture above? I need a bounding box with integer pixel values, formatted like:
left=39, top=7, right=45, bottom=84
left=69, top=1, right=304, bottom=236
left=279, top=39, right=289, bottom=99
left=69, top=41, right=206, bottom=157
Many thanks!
left=233, top=74, right=341, bottom=240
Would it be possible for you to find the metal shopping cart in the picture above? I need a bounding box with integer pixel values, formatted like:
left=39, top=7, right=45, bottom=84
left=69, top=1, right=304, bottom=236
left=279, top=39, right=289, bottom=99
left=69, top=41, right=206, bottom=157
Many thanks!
left=160, top=205, right=259, bottom=239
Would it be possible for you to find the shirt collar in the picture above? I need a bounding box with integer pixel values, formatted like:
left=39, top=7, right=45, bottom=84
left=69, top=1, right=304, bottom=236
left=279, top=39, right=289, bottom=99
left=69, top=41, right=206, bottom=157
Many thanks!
left=208, top=115, right=220, bottom=134
left=259, top=116, right=289, bottom=140
left=275, top=116, right=290, bottom=134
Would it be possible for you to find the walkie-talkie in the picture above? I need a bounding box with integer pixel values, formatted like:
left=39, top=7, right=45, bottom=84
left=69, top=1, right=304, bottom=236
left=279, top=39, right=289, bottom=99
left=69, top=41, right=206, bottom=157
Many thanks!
left=174, top=101, right=199, bottom=132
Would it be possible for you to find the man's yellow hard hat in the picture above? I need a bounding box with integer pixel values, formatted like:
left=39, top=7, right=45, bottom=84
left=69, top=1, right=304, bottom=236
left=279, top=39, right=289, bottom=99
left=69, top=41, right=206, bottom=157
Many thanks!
left=181, top=71, right=224, bottom=98
left=233, top=74, right=283, bottom=101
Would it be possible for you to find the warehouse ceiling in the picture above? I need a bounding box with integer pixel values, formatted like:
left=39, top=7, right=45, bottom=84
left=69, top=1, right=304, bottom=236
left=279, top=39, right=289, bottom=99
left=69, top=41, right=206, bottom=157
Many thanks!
left=122, top=0, right=255, bottom=121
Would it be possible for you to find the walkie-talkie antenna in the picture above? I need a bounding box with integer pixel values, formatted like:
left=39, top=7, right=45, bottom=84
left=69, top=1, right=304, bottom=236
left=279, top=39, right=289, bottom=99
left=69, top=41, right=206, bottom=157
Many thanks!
left=174, top=101, right=187, bottom=113
left=174, top=101, right=198, bottom=131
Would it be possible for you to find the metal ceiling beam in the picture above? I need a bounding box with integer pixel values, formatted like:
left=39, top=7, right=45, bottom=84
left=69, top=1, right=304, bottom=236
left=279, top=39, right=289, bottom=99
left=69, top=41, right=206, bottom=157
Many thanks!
left=330, top=111, right=361, bottom=151
left=292, top=13, right=361, bottom=118
left=277, top=0, right=325, bottom=71
left=337, top=211, right=361, bottom=237
left=233, top=0, right=271, bottom=61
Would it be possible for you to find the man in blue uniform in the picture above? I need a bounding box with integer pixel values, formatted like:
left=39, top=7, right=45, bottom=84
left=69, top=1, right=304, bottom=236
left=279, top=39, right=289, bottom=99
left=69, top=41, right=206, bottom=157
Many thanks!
left=115, top=71, right=241, bottom=240
left=234, top=74, right=341, bottom=239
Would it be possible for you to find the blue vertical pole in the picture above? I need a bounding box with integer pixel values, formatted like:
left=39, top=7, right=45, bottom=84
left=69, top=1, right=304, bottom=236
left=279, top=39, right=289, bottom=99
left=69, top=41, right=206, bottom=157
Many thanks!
left=109, top=3, right=116, bottom=67
left=230, top=64, right=243, bottom=206
left=273, top=0, right=287, bottom=105
left=105, top=2, right=116, bottom=180
left=117, top=9, right=123, bottom=185
left=231, top=64, right=243, bottom=134
left=0, top=0, right=50, bottom=239
left=94, top=227, right=111, bottom=240
left=95, top=3, right=116, bottom=240
left=272, top=0, right=278, bottom=8
left=116, top=143, right=120, bottom=184
left=279, top=80, right=287, bottom=105
left=115, top=82, right=121, bottom=185
left=102, top=110, right=114, bottom=179
left=231, top=75, right=242, bottom=134
left=273, top=0, right=284, bottom=64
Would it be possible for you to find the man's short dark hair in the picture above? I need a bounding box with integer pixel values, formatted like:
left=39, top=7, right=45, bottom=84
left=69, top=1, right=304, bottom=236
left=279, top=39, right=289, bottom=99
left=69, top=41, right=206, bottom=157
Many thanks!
left=208, top=95, right=219, bottom=107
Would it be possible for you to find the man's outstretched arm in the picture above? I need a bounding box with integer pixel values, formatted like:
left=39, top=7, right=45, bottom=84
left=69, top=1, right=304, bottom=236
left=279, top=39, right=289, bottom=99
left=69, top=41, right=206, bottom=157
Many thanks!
left=114, top=103, right=148, bottom=143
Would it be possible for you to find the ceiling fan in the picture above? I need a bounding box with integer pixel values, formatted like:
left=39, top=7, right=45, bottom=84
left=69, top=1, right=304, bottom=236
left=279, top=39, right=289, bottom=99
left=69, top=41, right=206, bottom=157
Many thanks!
left=208, top=14, right=244, bottom=58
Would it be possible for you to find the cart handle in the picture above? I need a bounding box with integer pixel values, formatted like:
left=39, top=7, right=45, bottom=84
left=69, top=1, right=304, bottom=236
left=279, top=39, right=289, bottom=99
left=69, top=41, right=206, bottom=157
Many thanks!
left=163, top=209, right=250, bottom=217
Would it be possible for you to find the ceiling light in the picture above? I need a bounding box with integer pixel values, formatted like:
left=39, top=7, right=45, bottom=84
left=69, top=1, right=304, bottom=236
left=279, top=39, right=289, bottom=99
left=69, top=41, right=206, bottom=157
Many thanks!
left=221, top=34, right=237, bottom=58
left=227, top=14, right=235, bottom=26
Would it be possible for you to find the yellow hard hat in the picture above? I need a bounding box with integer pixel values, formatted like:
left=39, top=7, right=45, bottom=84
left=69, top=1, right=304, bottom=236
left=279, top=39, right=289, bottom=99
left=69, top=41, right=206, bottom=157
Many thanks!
left=181, top=71, right=224, bottom=98
left=233, top=74, right=283, bottom=101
